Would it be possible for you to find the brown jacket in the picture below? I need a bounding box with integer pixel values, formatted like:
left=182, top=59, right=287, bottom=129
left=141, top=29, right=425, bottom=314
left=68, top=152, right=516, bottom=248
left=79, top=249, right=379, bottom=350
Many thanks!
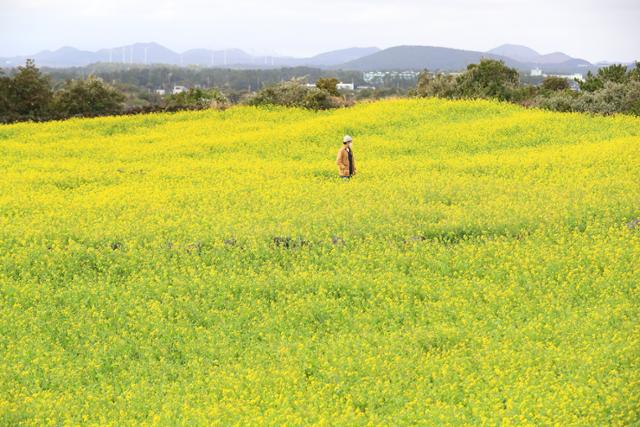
left=336, top=145, right=356, bottom=177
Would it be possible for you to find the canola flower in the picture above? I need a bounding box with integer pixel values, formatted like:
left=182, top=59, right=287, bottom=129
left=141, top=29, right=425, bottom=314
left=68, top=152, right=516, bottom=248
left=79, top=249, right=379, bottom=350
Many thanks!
left=0, top=98, right=639, bottom=425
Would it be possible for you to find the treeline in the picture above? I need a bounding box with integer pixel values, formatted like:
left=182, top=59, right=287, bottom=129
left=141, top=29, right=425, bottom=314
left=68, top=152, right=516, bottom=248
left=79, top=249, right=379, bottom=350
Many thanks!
left=413, top=59, right=640, bottom=116
left=3, top=59, right=640, bottom=123
left=0, top=60, right=234, bottom=123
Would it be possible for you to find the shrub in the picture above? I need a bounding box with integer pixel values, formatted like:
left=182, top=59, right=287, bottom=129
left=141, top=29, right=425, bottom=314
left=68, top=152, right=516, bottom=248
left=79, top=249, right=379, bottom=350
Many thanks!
left=164, top=87, right=228, bottom=110
left=52, top=76, right=125, bottom=117
left=414, top=72, right=458, bottom=98
left=456, top=59, right=520, bottom=101
left=249, top=79, right=341, bottom=110
left=530, top=91, right=577, bottom=113
left=315, top=78, right=340, bottom=97
left=542, top=76, right=571, bottom=92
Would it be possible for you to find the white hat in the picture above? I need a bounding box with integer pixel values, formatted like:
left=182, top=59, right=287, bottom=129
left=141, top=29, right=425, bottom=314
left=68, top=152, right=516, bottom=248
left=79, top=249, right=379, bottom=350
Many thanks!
left=343, top=135, right=353, bottom=143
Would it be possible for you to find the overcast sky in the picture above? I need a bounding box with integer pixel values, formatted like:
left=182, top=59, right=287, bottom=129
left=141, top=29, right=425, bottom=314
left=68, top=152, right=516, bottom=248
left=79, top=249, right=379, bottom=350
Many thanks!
left=1, top=0, right=638, bottom=62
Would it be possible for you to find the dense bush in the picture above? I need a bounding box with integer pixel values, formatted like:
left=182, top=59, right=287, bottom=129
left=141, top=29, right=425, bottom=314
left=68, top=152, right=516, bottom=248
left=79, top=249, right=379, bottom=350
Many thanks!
left=456, top=59, right=520, bottom=101
left=414, top=61, right=640, bottom=116
left=413, top=73, right=458, bottom=99
left=542, top=76, right=571, bottom=92
left=315, top=78, right=340, bottom=96
left=164, top=87, right=228, bottom=110
left=51, top=76, right=125, bottom=118
left=415, top=60, right=520, bottom=101
left=248, top=79, right=343, bottom=110
left=0, top=59, right=53, bottom=122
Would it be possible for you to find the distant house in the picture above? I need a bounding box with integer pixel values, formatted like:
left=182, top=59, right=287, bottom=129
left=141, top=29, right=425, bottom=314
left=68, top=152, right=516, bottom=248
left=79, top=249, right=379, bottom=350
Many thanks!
left=336, top=82, right=355, bottom=91
left=530, top=67, right=543, bottom=77
left=363, top=71, right=420, bottom=84
left=172, top=85, right=187, bottom=95
left=155, top=89, right=166, bottom=96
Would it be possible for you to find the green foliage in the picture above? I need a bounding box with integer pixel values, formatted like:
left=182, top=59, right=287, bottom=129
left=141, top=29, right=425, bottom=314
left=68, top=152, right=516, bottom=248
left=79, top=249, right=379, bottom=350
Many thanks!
left=579, top=64, right=631, bottom=92
left=456, top=59, right=520, bottom=101
left=164, top=87, right=228, bottom=110
left=414, top=72, right=458, bottom=98
left=315, top=77, right=340, bottom=96
left=530, top=80, right=640, bottom=116
left=530, top=90, right=578, bottom=113
left=249, top=79, right=340, bottom=110
left=597, top=64, right=628, bottom=84
left=414, top=60, right=519, bottom=102
left=542, top=76, right=570, bottom=92
left=52, top=76, right=126, bottom=117
left=411, top=59, right=640, bottom=116
left=628, top=61, right=640, bottom=82
left=0, top=70, right=10, bottom=116
left=7, top=59, right=53, bottom=119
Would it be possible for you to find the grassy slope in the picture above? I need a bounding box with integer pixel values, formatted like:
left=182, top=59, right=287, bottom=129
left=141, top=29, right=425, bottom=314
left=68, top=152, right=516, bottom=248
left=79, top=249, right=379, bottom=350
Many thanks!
left=0, top=99, right=639, bottom=425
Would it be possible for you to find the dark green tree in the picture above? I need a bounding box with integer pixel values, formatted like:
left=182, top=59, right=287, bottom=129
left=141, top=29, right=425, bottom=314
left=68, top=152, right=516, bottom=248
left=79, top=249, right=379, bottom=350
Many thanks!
left=164, top=87, right=227, bottom=110
left=0, top=70, right=11, bottom=117
left=9, top=59, right=53, bottom=119
left=628, top=61, right=640, bottom=82
left=597, top=64, right=628, bottom=84
left=414, top=71, right=458, bottom=98
left=52, top=76, right=125, bottom=117
left=315, top=78, right=340, bottom=96
left=542, top=76, right=570, bottom=91
left=579, top=64, right=630, bottom=92
left=455, top=59, right=520, bottom=101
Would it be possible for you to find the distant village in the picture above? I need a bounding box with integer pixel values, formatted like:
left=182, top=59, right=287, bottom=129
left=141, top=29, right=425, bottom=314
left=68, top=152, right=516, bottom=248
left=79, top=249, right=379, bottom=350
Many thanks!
left=157, top=67, right=586, bottom=95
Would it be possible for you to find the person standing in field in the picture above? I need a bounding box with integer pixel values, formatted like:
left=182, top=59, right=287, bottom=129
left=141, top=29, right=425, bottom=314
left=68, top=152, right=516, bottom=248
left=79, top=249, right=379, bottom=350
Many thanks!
left=336, top=135, right=356, bottom=179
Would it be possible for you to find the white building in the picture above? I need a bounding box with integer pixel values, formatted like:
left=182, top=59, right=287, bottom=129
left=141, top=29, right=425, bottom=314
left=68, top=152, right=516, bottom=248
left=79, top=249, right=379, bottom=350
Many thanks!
left=172, top=85, right=187, bottom=95
left=544, top=73, right=584, bottom=82
left=336, top=82, right=355, bottom=91
left=155, top=89, right=166, bottom=96
left=363, top=71, right=420, bottom=84
left=530, top=67, right=543, bottom=77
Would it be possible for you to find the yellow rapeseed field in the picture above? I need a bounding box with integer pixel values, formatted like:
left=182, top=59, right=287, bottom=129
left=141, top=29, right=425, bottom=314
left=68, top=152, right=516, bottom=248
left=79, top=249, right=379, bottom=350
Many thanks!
left=0, top=98, right=639, bottom=425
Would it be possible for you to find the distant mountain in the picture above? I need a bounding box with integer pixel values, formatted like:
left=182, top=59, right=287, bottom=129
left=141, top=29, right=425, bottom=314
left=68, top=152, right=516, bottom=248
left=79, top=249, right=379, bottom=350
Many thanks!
left=486, top=44, right=541, bottom=63
left=303, top=47, right=380, bottom=66
left=1, top=46, right=100, bottom=67
left=0, top=43, right=380, bottom=69
left=95, top=42, right=180, bottom=65
left=338, top=45, right=525, bottom=71
left=487, top=44, right=591, bottom=67
left=0, top=42, right=604, bottom=74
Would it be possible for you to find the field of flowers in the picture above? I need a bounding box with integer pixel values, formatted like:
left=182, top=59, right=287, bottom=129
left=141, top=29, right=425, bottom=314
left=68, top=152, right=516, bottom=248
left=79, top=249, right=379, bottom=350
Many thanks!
left=0, top=98, right=639, bottom=425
